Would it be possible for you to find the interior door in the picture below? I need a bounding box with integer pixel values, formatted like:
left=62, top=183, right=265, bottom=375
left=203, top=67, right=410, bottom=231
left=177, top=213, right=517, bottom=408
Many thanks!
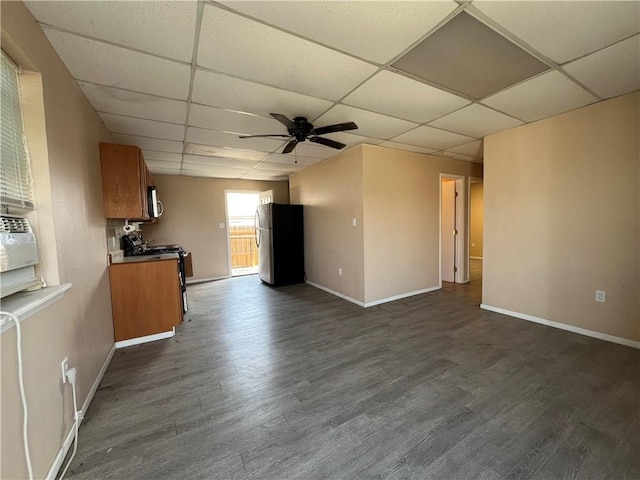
left=259, top=189, right=273, bottom=204
left=441, top=180, right=456, bottom=283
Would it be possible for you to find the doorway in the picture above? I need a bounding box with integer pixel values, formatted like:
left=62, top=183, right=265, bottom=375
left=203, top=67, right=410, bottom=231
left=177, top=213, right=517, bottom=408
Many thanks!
left=225, top=191, right=260, bottom=277
left=440, top=174, right=467, bottom=285
left=469, top=178, right=484, bottom=282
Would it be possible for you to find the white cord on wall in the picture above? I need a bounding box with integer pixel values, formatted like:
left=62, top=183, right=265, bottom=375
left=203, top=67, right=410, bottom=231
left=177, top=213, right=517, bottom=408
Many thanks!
left=0, top=312, right=34, bottom=480
left=58, top=367, right=81, bottom=480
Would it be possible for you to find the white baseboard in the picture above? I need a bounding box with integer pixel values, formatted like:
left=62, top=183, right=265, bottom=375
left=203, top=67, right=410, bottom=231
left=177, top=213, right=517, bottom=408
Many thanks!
left=306, top=281, right=365, bottom=307
left=470, top=256, right=483, bottom=260
left=364, top=286, right=441, bottom=307
left=115, top=330, right=174, bottom=349
left=480, top=304, right=640, bottom=349
left=305, top=281, right=441, bottom=308
left=186, top=275, right=229, bottom=285
left=46, top=343, right=116, bottom=480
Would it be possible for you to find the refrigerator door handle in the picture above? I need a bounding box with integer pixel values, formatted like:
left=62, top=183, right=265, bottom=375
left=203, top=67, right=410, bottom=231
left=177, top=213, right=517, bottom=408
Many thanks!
left=255, top=210, right=260, bottom=247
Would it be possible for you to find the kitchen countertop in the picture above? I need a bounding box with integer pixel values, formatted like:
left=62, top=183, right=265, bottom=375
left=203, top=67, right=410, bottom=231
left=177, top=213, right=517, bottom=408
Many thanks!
left=111, top=252, right=179, bottom=264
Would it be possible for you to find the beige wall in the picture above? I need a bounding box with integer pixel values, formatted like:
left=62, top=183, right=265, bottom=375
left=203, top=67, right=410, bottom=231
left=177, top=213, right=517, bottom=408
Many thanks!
left=362, top=145, right=481, bottom=303
left=483, top=91, right=639, bottom=342
left=1, top=2, right=115, bottom=478
left=290, top=144, right=482, bottom=304
left=289, top=147, right=365, bottom=301
left=470, top=182, right=484, bottom=258
left=143, top=175, right=289, bottom=281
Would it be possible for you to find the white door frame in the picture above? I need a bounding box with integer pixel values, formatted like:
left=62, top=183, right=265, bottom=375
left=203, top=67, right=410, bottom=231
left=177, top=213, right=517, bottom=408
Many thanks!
left=224, top=189, right=261, bottom=277
left=439, top=174, right=468, bottom=285
left=466, top=176, right=483, bottom=281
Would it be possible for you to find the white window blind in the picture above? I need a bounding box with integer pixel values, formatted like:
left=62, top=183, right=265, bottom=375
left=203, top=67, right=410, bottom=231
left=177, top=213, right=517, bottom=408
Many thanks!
left=1, top=51, right=34, bottom=209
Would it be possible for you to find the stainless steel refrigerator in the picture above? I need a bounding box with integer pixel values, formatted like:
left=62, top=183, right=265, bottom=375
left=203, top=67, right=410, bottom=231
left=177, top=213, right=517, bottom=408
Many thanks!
left=255, top=203, right=304, bottom=286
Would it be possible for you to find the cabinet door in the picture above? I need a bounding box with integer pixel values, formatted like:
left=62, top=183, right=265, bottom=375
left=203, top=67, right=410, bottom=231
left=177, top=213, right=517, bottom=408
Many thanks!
left=109, top=259, right=182, bottom=341
left=138, top=150, right=149, bottom=220
left=99, top=142, right=150, bottom=220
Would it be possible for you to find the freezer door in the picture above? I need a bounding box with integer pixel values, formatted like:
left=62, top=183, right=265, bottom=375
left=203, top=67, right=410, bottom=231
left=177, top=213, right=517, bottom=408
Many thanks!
left=256, top=203, right=272, bottom=229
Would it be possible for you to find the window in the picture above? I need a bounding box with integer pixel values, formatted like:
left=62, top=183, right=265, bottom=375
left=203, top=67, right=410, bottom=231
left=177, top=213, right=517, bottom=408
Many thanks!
left=1, top=50, right=34, bottom=209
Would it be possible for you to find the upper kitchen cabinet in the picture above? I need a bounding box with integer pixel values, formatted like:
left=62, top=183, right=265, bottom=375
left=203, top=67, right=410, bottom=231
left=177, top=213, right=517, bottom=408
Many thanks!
left=100, top=142, right=154, bottom=220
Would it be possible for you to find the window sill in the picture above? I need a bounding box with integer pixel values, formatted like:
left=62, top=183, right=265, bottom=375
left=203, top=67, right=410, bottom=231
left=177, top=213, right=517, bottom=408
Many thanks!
left=0, top=283, right=72, bottom=334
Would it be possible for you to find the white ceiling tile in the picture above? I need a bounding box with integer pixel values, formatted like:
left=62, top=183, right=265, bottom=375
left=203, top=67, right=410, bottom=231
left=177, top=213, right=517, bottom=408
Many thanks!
left=563, top=35, right=640, bottom=100
left=447, top=140, right=483, bottom=159
left=197, top=5, right=377, bottom=100
left=79, top=82, right=188, bottom=124
left=379, top=141, right=437, bottom=155
left=246, top=168, right=292, bottom=177
left=185, top=144, right=268, bottom=162
left=315, top=105, right=418, bottom=140
left=343, top=71, right=471, bottom=123
left=141, top=151, right=182, bottom=163
left=218, top=1, right=457, bottom=64
left=183, top=154, right=259, bottom=169
left=429, top=104, right=523, bottom=138
left=99, top=113, right=185, bottom=141
left=192, top=70, right=334, bottom=120
left=254, top=162, right=305, bottom=173
left=392, top=126, right=475, bottom=149
left=149, top=167, right=181, bottom=176
left=482, top=71, right=599, bottom=122
left=181, top=169, right=243, bottom=179
left=322, top=132, right=384, bottom=148
left=146, top=160, right=181, bottom=171
left=473, top=1, right=640, bottom=63
left=26, top=1, right=197, bottom=62
left=441, top=152, right=479, bottom=163
left=241, top=173, right=289, bottom=181
left=186, top=127, right=284, bottom=153
left=261, top=153, right=322, bottom=167
left=42, top=28, right=190, bottom=100
left=181, top=162, right=249, bottom=174
left=112, top=134, right=183, bottom=154
left=189, top=105, right=284, bottom=135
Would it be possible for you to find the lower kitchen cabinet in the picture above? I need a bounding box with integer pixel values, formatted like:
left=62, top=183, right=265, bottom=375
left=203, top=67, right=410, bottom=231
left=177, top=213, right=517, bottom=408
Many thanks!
left=109, top=258, right=182, bottom=342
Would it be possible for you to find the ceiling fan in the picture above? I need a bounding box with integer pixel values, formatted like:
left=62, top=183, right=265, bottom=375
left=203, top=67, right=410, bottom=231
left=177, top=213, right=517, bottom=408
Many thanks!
left=239, top=113, right=358, bottom=154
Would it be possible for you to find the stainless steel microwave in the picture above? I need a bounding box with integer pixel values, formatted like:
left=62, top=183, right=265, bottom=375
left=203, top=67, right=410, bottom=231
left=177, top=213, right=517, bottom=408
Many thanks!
left=147, top=186, right=164, bottom=218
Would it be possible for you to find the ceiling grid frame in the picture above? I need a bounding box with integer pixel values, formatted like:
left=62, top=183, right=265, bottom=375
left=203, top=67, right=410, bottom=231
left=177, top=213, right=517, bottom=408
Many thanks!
left=24, top=0, right=639, bottom=178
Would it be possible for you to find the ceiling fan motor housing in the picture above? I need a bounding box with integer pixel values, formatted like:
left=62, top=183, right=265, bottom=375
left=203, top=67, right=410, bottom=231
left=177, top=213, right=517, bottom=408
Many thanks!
left=290, top=117, right=314, bottom=141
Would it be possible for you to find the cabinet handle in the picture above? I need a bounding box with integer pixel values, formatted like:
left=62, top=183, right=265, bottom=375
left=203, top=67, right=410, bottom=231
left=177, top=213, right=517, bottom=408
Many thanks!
left=157, top=201, right=164, bottom=217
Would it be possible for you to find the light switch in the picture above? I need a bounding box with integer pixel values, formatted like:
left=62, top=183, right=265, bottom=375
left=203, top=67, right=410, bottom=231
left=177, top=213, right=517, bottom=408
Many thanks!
left=352, top=218, right=357, bottom=227
left=219, top=223, right=225, bottom=229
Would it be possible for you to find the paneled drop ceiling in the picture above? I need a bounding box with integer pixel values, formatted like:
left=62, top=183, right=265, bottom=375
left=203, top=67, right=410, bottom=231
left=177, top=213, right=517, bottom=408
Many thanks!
left=25, top=1, right=640, bottom=180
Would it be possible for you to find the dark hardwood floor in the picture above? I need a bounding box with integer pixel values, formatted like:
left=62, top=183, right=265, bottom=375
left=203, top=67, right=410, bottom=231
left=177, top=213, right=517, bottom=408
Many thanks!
left=66, top=275, right=639, bottom=479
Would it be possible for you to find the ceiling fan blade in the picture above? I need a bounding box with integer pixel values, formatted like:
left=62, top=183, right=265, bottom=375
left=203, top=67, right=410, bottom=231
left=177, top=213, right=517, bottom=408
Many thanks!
left=309, top=136, right=347, bottom=150
left=239, top=134, right=291, bottom=138
left=270, top=113, right=296, bottom=129
left=311, top=122, right=358, bottom=136
left=282, top=139, right=299, bottom=154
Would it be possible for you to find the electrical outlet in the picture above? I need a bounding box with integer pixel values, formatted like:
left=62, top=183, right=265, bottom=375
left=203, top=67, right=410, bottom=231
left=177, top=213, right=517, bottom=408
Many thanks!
left=352, top=218, right=357, bottom=227
left=61, top=357, right=69, bottom=383
left=219, top=223, right=225, bottom=229
left=595, top=290, right=606, bottom=303
left=338, top=268, right=343, bottom=276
